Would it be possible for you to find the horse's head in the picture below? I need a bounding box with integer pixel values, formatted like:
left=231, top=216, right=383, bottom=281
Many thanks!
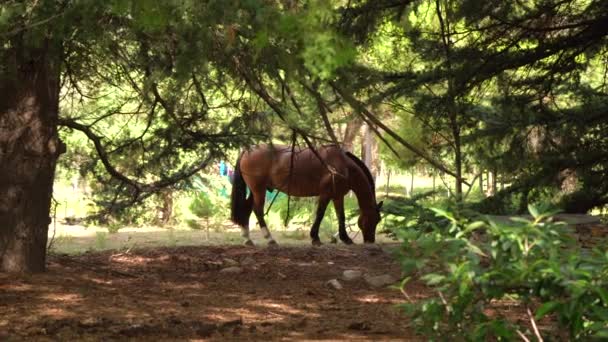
left=358, top=201, right=383, bottom=243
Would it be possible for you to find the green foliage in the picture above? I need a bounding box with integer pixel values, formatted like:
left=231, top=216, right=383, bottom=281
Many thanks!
left=187, top=173, right=230, bottom=229
left=395, top=205, right=608, bottom=340
left=95, top=231, right=108, bottom=250
left=267, top=194, right=359, bottom=234
left=107, top=223, right=120, bottom=234
left=382, top=191, right=445, bottom=235
left=190, top=192, right=214, bottom=221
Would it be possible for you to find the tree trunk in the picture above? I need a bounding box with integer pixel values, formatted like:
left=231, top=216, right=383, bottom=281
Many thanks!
left=487, top=169, right=497, bottom=196
left=341, top=116, right=362, bottom=153
left=450, top=116, right=463, bottom=200
left=410, top=169, right=415, bottom=197
left=159, top=190, right=173, bottom=225
left=478, top=169, right=485, bottom=197
left=385, top=169, right=391, bottom=197
left=0, top=42, right=63, bottom=273
left=432, top=171, right=436, bottom=196
left=361, top=123, right=379, bottom=181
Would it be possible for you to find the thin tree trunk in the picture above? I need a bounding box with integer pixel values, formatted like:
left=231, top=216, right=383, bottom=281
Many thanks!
left=492, top=168, right=497, bottom=195
left=362, top=124, right=373, bottom=173
left=410, top=169, right=415, bottom=197
left=385, top=169, right=391, bottom=197
left=0, top=42, right=63, bottom=273
left=436, top=0, right=463, bottom=201
left=342, top=116, right=362, bottom=153
left=160, top=190, right=173, bottom=225
left=487, top=169, right=496, bottom=196
left=451, top=118, right=463, bottom=200
left=479, top=168, right=485, bottom=197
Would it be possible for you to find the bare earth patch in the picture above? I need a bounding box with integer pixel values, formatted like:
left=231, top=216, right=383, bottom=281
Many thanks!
left=0, top=244, right=423, bottom=341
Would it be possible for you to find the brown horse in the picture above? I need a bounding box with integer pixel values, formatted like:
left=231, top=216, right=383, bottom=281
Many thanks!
left=230, top=144, right=382, bottom=245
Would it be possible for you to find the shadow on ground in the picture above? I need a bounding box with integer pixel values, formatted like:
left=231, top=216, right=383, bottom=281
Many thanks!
left=0, top=244, right=421, bottom=341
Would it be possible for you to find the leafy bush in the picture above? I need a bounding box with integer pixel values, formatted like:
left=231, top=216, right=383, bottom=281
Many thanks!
left=381, top=190, right=443, bottom=235
left=395, top=205, right=608, bottom=340
left=187, top=173, right=230, bottom=232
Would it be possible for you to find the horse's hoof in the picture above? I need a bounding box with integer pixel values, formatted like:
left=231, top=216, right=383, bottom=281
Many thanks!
left=267, top=239, right=278, bottom=246
left=244, top=240, right=255, bottom=246
left=330, top=237, right=338, bottom=244
left=312, top=239, right=323, bottom=246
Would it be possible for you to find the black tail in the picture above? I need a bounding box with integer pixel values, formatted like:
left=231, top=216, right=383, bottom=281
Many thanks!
left=230, top=154, right=253, bottom=227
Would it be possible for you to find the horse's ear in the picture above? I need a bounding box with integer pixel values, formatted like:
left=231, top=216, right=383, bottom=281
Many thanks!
left=377, top=201, right=384, bottom=211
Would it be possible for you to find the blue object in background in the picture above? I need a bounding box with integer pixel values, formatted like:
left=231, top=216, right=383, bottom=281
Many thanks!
left=219, top=161, right=227, bottom=176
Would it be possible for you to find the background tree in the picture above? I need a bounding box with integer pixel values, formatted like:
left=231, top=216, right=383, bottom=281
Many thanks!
left=3, top=0, right=608, bottom=273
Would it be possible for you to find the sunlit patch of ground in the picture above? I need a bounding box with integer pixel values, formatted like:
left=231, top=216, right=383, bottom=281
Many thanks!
left=47, top=220, right=397, bottom=255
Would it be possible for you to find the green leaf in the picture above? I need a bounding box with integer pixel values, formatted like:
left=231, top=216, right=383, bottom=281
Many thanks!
left=430, top=207, right=454, bottom=221
left=595, top=287, right=608, bottom=304
left=528, top=204, right=539, bottom=218
left=535, top=301, right=560, bottom=319
left=421, top=273, right=445, bottom=286
left=466, top=241, right=487, bottom=257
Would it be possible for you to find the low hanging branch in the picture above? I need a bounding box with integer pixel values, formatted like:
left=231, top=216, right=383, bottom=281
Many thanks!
left=58, top=118, right=213, bottom=197
left=234, top=57, right=336, bottom=170
left=330, top=82, right=470, bottom=186
left=298, top=80, right=340, bottom=145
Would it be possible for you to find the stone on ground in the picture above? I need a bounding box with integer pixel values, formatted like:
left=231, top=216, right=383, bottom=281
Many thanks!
left=222, top=258, right=239, bottom=267
left=220, top=266, right=243, bottom=274
left=364, top=274, right=396, bottom=288
left=326, top=279, right=343, bottom=290
left=342, top=270, right=363, bottom=281
left=241, top=256, right=256, bottom=266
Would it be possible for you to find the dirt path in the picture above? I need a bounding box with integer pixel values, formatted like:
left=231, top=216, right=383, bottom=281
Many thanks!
left=0, top=244, right=421, bottom=341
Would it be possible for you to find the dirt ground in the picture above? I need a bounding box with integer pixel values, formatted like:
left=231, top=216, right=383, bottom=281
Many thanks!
left=0, top=243, right=423, bottom=341
left=3, top=219, right=605, bottom=341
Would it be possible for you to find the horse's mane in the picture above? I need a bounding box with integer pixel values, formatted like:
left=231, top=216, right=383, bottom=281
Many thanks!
left=344, top=151, right=376, bottom=198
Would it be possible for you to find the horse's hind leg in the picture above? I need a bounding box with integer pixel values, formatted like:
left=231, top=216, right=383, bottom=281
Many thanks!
left=241, top=195, right=254, bottom=246
left=252, top=189, right=277, bottom=245
left=310, top=196, right=330, bottom=246
left=333, top=197, right=353, bottom=244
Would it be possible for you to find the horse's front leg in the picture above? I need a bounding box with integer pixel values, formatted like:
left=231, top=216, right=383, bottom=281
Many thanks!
left=310, top=196, right=330, bottom=246
left=252, top=190, right=277, bottom=245
left=333, top=197, right=353, bottom=245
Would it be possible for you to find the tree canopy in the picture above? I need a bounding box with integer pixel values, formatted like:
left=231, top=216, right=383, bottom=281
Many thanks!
left=1, top=0, right=608, bottom=272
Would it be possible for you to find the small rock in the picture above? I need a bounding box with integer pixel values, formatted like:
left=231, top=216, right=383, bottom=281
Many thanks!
left=220, top=266, right=243, bottom=274
left=223, top=258, right=239, bottom=267
left=348, top=321, right=371, bottom=331
left=167, top=316, right=182, bottom=325
left=219, top=318, right=243, bottom=332
left=342, top=270, right=363, bottom=281
left=364, top=244, right=383, bottom=255
left=78, top=317, right=101, bottom=328
left=364, top=274, right=396, bottom=288
left=120, top=324, right=149, bottom=337
left=277, top=272, right=287, bottom=279
left=204, top=261, right=223, bottom=270
left=326, top=279, right=343, bottom=290
left=195, top=323, right=217, bottom=337
left=241, top=256, right=256, bottom=266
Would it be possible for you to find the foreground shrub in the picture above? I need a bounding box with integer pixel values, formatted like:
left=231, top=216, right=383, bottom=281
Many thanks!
left=395, top=205, right=608, bottom=340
